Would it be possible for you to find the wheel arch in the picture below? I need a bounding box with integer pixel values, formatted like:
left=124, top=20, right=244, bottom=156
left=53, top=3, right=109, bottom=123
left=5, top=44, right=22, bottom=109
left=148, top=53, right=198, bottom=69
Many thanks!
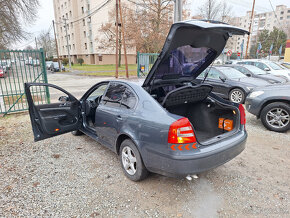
left=115, top=133, right=139, bottom=155
left=258, top=100, right=290, bottom=118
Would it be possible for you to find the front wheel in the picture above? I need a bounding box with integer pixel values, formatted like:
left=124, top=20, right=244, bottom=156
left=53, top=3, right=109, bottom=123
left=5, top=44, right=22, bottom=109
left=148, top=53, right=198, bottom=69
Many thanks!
left=119, top=139, right=148, bottom=181
left=229, top=88, right=245, bottom=104
left=260, top=102, right=290, bottom=132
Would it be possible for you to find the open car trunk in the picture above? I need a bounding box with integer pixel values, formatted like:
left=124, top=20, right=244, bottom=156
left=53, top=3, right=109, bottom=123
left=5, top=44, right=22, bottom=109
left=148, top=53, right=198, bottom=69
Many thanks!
left=152, top=84, right=239, bottom=144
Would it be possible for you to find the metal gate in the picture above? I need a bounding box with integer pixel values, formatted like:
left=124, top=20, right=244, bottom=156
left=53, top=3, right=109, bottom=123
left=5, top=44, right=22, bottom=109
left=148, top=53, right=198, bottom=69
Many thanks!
left=137, top=52, right=159, bottom=77
left=0, top=48, right=50, bottom=115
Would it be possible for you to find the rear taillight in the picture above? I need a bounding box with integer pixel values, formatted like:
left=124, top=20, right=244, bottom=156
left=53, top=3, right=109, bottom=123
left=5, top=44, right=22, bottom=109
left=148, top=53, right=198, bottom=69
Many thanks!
left=239, top=104, right=246, bottom=125
left=168, top=118, right=196, bottom=144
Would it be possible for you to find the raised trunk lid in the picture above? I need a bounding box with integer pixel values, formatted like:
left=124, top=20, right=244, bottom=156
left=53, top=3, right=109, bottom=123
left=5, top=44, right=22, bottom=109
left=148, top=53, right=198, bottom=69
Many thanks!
left=143, top=20, right=249, bottom=87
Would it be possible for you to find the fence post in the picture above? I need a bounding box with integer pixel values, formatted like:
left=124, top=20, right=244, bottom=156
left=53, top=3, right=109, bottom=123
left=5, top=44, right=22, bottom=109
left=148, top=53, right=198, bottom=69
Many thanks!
left=40, top=48, right=50, bottom=103
left=137, top=51, right=140, bottom=78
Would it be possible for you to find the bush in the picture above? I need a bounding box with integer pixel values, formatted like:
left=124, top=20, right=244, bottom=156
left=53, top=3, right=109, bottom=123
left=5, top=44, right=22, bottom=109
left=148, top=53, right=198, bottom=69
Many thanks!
left=77, top=58, right=84, bottom=66
left=62, top=58, right=69, bottom=65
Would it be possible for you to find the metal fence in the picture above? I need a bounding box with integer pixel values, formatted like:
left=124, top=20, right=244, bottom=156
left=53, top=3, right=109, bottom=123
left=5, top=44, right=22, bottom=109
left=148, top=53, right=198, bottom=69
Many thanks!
left=137, top=52, right=159, bottom=77
left=0, top=48, right=49, bottom=115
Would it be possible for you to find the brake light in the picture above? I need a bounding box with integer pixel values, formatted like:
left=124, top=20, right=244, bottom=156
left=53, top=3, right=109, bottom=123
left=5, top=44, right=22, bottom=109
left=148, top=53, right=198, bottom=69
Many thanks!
left=168, top=118, right=196, bottom=144
left=239, top=104, right=246, bottom=125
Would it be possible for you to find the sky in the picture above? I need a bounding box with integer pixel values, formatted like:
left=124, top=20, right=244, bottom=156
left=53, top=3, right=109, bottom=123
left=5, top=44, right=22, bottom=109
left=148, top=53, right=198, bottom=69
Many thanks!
left=15, top=0, right=290, bottom=49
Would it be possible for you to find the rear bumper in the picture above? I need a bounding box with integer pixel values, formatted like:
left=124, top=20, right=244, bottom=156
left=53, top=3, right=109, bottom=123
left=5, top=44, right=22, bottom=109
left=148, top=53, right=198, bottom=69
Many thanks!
left=141, top=130, right=247, bottom=178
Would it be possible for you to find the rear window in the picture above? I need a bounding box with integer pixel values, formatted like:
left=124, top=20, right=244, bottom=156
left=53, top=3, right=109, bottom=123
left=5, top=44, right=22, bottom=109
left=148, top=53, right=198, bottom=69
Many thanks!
left=154, top=45, right=216, bottom=78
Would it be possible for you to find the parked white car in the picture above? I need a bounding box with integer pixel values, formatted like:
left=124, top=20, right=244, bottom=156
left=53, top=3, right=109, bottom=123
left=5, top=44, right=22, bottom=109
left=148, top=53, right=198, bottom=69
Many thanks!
left=237, top=59, right=290, bottom=80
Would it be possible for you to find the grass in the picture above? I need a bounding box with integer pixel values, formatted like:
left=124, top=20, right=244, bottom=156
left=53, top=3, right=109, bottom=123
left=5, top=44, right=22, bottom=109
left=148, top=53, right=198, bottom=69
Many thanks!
left=71, top=64, right=137, bottom=72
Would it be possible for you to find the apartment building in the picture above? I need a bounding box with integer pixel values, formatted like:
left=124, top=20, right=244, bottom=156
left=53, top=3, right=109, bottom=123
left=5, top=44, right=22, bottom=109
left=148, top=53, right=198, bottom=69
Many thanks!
left=229, top=5, right=290, bottom=54
left=53, top=0, right=136, bottom=65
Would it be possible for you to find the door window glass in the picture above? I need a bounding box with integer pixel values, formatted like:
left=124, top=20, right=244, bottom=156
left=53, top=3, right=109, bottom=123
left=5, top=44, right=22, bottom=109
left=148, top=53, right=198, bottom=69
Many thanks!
left=254, top=62, right=267, bottom=70
left=207, top=68, right=220, bottom=79
left=121, top=88, right=137, bottom=109
left=88, top=84, right=108, bottom=99
left=102, top=83, right=126, bottom=107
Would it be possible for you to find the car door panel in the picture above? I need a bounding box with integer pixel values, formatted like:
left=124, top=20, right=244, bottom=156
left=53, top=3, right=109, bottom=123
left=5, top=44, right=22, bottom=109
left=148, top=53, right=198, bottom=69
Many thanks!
left=25, top=83, right=80, bottom=142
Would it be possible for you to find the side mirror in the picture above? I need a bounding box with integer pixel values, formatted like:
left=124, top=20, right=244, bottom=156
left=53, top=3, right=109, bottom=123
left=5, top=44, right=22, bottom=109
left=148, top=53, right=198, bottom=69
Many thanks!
left=59, top=96, right=69, bottom=102
left=264, top=67, right=270, bottom=71
left=246, top=73, right=251, bottom=77
left=219, top=76, right=226, bottom=82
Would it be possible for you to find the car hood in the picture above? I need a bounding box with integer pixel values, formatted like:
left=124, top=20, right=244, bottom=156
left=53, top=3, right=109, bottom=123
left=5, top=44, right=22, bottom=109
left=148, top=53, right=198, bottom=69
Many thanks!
left=231, top=77, right=271, bottom=86
left=143, top=20, right=249, bottom=87
left=251, top=84, right=290, bottom=91
left=259, top=74, right=287, bottom=83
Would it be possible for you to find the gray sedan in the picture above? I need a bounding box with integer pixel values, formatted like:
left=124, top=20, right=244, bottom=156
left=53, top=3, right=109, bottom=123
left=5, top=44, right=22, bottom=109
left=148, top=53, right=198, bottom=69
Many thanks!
left=25, top=20, right=248, bottom=181
left=245, top=85, right=290, bottom=132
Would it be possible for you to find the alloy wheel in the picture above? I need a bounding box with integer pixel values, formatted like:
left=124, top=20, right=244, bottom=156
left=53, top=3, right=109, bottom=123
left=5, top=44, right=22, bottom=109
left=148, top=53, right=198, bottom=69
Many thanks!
left=230, top=90, right=243, bottom=103
left=121, top=146, right=137, bottom=175
left=266, top=108, right=290, bottom=129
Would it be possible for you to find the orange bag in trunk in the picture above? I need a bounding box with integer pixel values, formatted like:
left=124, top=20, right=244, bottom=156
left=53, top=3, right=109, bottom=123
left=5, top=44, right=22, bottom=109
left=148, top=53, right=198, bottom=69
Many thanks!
left=218, top=118, right=233, bottom=131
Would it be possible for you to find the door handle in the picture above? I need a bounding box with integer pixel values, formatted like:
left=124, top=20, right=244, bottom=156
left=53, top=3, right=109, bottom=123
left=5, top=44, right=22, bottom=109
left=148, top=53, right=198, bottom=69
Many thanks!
left=116, top=115, right=123, bottom=121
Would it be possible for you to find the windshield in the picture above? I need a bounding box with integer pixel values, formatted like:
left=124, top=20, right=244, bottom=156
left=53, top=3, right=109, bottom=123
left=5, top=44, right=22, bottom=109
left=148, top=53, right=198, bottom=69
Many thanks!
left=154, top=45, right=216, bottom=79
left=266, top=61, right=283, bottom=70
left=243, top=65, right=267, bottom=75
left=218, top=67, right=247, bottom=79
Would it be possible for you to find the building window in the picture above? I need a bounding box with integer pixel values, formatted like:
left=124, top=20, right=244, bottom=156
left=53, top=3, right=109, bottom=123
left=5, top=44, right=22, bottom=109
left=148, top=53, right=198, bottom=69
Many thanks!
left=84, top=31, right=86, bottom=37
left=73, top=44, right=75, bottom=49
left=288, top=10, right=290, bottom=13
left=69, top=11, right=72, bottom=17
left=98, top=55, right=103, bottom=62
left=69, top=45, right=71, bottom=50
left=72, top=33, right=74, bottom=39
left=287, top=16, right=290, bottom=19
left=66, top=13, right=68, bottom=19
left=67, top=24, right=69, bottom=30
left=83, top=19, right=85, bottom=26
left=65, top=2, right=67, bottom=6
left=71, top=22, right=73, bottom=28
left=85, top=43, right=87, bottom=49
left=87, top=4, right=90, bottom=11
left=90, top=42, right=93, bottom=48
left=280, top=17, right=283, bottom=20
left=281, top=11, right=284, bottom=15
left=89, top=29, right=92, bottom=36
left=82, top=6, right=84, bottom=14
left=88, top=17, right=91, bottom=23
left=60, top=27, right=62, bottom=32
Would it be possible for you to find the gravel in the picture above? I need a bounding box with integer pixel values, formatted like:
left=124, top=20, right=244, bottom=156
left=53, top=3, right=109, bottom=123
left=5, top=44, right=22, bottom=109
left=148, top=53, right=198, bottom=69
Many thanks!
left=0, top=112, right=289, bottom=217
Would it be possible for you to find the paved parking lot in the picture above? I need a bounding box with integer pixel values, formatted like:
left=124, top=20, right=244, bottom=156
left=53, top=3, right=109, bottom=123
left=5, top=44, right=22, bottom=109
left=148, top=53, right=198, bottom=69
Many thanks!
left=0, top=74, right=289, bottom=217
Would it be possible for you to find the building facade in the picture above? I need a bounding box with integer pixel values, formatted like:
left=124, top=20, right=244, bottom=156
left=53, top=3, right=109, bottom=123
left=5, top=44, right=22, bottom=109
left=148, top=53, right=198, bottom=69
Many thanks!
left=53, top=0, right=136, bottom=65
left=228, top=5, right=290, bottom=55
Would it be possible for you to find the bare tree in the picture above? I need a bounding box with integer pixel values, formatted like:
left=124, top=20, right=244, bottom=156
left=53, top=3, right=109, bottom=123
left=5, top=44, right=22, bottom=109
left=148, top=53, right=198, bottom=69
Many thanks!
left=36, top=31, right=56, bottom=58
left=198, top=0, right=220, bottom=20
left=196, top=0, right=232, bottom=22
left=0, top=0, right=39, bottom=48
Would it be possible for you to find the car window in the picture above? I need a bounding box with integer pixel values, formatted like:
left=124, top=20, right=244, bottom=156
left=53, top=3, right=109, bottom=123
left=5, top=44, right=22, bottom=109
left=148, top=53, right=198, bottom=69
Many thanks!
left=217, top=67, right=247, bottom=79
left=234, top=66, right=248, bottom=74
left=120, top=88, right=137, bottom=109
left=243, top=65, right=267, bottom=75
left=207, top=68, right=220, bottom=79
left=253, top=62, right=268, bottom=70
left=88, top=84, right=108, bottom=99
left=267, top=62, right=283, bottom=70
left=102, top=83, right=126, bottom=108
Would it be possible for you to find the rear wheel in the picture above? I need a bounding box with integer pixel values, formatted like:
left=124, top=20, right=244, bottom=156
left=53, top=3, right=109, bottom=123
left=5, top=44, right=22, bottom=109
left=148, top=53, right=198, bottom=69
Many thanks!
left=260, top=102, right=290, bottom=132
left=119, top=139, right=148, bottom=181
left=229, top=88, right=245, bottom=104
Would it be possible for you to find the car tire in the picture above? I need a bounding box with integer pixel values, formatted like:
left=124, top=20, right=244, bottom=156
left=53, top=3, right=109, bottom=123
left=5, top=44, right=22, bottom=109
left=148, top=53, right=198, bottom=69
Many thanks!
left=71, top=130, right=84, bottom=136
left=260, top=102, right=290, bottom=132
left=229, top=88, right=245, bottom=104
left=119, top=139, right=148, bottom=181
